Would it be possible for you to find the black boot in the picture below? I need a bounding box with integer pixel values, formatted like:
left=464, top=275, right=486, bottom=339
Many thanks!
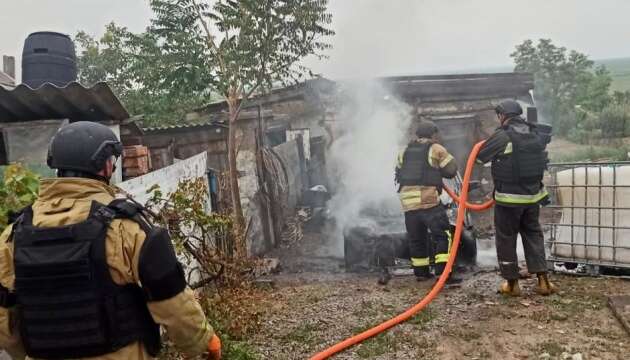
left=435, top=267, right=462, bottom=285
left=414, top=267, right=434, bottom=282
left=435, top=263, right=463, bottom=285
left=444, top=275, right=463, bottom=285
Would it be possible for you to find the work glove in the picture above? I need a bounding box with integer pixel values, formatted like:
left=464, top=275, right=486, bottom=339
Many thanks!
left=208, top=334, right=222, bottom=360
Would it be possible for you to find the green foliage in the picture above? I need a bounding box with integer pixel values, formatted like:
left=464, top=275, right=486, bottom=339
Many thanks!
left=0, top=164, right=40, bottom=233
left=76, top=1, right=334, bottom=126
left=566, top=91, right=630, bottom=142
left=146, top=0, right=334, bottom=240
left=75, top=23, right=210, bottom=126
left=149, top=0, right=333, bottom=95
left=75, top=23, right=135, bottom=94
left=598, top=102, right=630, bottom=137
left=147, top=178, right=268, bottom=359
left=146, top=178, right=234, bottom=268
left=511, top=39, right=613, bottom=136
left=613, top=90, right=630, bottom=104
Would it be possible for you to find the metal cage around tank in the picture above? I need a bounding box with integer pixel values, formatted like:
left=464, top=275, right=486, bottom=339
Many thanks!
left=545, top=161, right=630, bottom=270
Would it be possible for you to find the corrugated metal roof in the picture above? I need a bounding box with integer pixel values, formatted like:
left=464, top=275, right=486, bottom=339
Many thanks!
left=143, top=122, right=226, bottom=133
left=0, top=82, right=129, bottom=123
left=144, top=109, right=273, bottom=133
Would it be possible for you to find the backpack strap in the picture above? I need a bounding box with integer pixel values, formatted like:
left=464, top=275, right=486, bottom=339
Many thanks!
left=107, top=199, right=142, bottom=218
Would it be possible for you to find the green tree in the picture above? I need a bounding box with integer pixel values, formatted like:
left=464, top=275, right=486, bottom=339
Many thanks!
left=147, top=0, right=334, bottom=247
left=511, top=39, right=613, bottom=136
left=75, top=23, right=134, bottom=94
left=75, top=23, right=211, bottom=126
left=613, top=90, right=630, bottom=105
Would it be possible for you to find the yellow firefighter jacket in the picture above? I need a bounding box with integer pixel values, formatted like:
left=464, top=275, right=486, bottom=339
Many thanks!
left=0, top=178, right=213, bottom=360
left=396, top=139, right=458, bottom=211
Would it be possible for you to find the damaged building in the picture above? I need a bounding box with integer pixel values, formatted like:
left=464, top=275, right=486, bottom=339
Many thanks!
left=0, top=70, right=537, bottom=259
left=156, top=73, right=537, bottom=257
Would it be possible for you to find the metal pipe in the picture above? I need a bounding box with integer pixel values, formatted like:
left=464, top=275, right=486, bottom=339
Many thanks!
left=546, top=256, right=630, bottom=269
left=598, top=165, right=602, bottom=262
left=544, top=223, right=630, bottom=230
left=546, top=184, right=630, bottom=188
left=546, top=205, right=630, bottom=210
left=549, top=161, right=630, bottom=166
left=584, top=167, right=588, bottom=260
left=544, top=241, right=630, bottom=250
left=571, top=167, right=575, bottom=259
left=613, top=166, right=618, bottom=264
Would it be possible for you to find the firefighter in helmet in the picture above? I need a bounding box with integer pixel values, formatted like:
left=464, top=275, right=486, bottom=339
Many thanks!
left=396, top=119, right=461, bottom=283
left=0, top=121, right=221, bottom=359
left=476, top=100, right=557, bottom=296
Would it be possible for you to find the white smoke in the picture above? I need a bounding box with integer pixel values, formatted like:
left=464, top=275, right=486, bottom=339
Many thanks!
left=326, top=81, right=412, bottom=255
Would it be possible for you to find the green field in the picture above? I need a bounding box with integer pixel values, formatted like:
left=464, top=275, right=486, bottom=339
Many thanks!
left=597, top=57, right=630, bottom=92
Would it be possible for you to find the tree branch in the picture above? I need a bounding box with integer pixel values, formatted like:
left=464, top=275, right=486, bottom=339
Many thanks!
left=191, top=0, right=227, bottom=77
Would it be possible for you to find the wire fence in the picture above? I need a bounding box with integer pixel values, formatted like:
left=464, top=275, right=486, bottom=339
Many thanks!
left=545, top=161, right=630, bottom=269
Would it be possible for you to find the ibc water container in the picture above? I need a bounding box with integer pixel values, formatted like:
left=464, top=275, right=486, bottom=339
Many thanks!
left=22, top=31, right=77, bottom=88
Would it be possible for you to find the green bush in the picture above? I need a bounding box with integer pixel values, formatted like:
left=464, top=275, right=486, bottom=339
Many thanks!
left=0, top=164, right=40, bottom=233
left=598, top=103, right=630, bottom=137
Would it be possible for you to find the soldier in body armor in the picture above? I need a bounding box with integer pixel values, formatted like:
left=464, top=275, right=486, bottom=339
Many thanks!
left=477, top=100, right=557, bottom=297
left=396, top=120, right=461, bottom=284
left=0, top=121, right=221, bottom=360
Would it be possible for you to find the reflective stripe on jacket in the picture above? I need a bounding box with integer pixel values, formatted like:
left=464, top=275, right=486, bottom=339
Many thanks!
left=396, top=140, right=456, bottom=211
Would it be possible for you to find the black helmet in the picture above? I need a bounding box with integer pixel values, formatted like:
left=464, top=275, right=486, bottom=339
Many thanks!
left=47, top=121, right=123, bottom=174
left=415, top=120, right=439, bottom=138
left=495, top=100, right=523, bottom=117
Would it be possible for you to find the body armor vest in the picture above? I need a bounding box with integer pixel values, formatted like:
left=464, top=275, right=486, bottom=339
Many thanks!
left=397, top=142, right=443, bottom=189
left=11, top=201, right=161, bottom=359
left=491, top=125, right=548, bottom=184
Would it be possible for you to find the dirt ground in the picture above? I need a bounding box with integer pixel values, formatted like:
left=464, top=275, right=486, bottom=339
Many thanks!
left=246, top=213, right=630, bottom=360
left=249, top=271, right=629, bottom=360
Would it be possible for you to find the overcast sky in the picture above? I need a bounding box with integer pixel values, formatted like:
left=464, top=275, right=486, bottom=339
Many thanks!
left=2, top=0, right=630, bottom=80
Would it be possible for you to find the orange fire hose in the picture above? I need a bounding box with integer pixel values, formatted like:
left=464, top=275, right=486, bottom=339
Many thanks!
left=443, top=185, right=495, bottom=211
left=309, top=141, right=494, bottom=360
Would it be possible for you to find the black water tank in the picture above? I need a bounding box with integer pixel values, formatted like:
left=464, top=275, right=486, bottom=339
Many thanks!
left=22, top=31, right=77, bottom=88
